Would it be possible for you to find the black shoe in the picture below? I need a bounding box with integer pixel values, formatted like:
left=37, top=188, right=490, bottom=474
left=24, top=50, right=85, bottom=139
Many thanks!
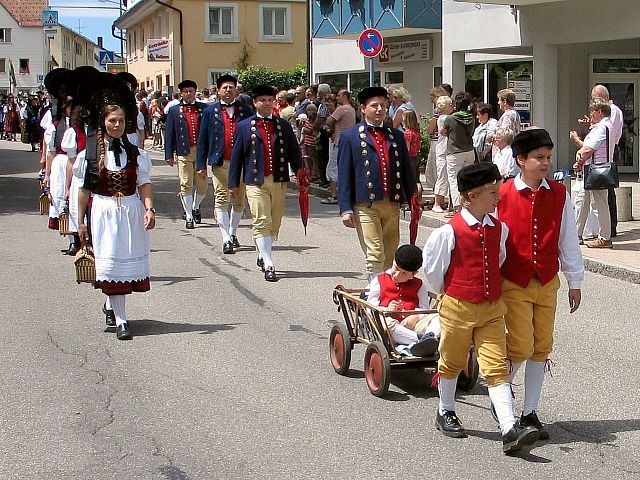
left=409, top=333, right=439, bottom=357
left=102, top=303, right=116, bottom=328
left=435, top=410, right=467, bottom=438
left=193, top=209, right=202, bottom=224
left=503, top=423, right=539, bottom=454
left=223, top=241, right=235, bottom=254
left=66, top=244, right=79, bottom=256
left=182, top=212, right=186, bottom=220
left=264, top=266, right=277, bottom=282
left=116, top=322, right=132, bottom=340
left=231, top=235, right=240, bottom=248
left=519, top=411, right=549, bottom=440
left=257, top=257, right=265, bottom=272
left=185, top=219, right=195, bottom=229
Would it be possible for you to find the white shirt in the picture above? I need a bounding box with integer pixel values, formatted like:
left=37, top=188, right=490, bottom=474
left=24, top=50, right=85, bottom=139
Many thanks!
left=422, top=208, right=509, bottom=294
left=497, top=174, right=584, bottom=289
left=164, top=99, right=180, bottom=114
left=609, top=101, right=624, bottom=145
left=493, top=145, right=519, bottom=177
left=583, top=117, right=616, bottom=164
left=367, top=269, right=433, bottom=311
left=61, top=126, right=78, bottom=159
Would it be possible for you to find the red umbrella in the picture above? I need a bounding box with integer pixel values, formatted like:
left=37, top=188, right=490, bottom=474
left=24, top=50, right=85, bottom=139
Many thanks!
left=296, top=168, right=310, bottom=235
left=409, top=193, right=423, bottom=245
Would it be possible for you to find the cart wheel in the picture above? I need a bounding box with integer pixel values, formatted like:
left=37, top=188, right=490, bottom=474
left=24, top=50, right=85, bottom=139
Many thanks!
left=457, top=346, right=480, bottom=391
left=329, top=324, right=352, bottom=375
left=364, top=341, right=391, bottom=397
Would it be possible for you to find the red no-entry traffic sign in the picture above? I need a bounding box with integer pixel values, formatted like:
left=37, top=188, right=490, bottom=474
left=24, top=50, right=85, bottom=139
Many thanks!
left=358, top=28, right=384, bottom=58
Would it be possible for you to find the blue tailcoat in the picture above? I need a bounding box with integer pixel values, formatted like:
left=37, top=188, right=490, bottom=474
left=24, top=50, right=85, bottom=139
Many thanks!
left=337, top=122, right=416, bottom=214
left=196, top=101, right=254, bottom=170
left=164, top=100, right=206, bottom=159
left=229, top=115, right=302, bottom=188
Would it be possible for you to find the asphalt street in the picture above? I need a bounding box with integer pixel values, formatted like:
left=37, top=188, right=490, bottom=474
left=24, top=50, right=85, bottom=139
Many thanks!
left=1, top=139, right=639, bottom=480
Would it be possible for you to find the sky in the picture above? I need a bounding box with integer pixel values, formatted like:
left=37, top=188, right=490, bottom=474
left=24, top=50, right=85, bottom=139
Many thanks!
left=48, top=0, right=141, bottom=54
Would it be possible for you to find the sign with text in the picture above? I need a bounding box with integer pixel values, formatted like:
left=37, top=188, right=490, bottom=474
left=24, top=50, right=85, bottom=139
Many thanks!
left=508, top=73, right=533, bottom=125
left=379, top=39, right=431, bottom=64
left=147, top=39, right=171, bottom=62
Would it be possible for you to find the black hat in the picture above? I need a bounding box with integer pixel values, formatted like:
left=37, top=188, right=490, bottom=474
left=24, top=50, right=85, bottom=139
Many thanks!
left=116, top=72, right=138, bottom=92
left=65, top=66, right=99, bottom=102
left=457, top=162, right=502, bottom=193
left=357, top=86, right=388, bottom=105
left=47, top=69, right=72, bottom=99
left=216, top=74, right=238, bottom=88
left=177, top=79, right=197, bottom=91
left=252, top=84, right=276, bottom=98
left=395, top=245, right=423, bottom=272
left=44, top=68, right=68, bottom=92
left=77, top=72, right=137, bottom=127
left=511, top=128, right=554, bottom=158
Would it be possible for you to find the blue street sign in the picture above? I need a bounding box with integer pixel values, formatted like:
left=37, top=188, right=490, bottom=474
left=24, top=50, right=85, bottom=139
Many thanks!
left=99, top=51, right=115, bottom=65
left=358, top=28, right=384, bottom=58
left=42, top=10, right=59, bottom=28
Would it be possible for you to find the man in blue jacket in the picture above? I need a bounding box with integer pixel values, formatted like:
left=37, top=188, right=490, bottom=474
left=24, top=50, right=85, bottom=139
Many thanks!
left=165, top=79, right=208, bottom=229
left=229, top=85, right=303, bottom=282
left=338, top=86, right=416, bottom=278
left=197, top=74, right=253, bottom=254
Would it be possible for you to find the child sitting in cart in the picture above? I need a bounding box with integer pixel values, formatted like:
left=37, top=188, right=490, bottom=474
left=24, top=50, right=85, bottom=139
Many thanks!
left=367, top=245, right=441, bottom=357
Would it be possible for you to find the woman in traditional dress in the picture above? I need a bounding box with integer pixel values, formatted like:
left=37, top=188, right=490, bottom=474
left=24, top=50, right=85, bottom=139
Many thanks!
left=77, top=73, right=155, bottom=340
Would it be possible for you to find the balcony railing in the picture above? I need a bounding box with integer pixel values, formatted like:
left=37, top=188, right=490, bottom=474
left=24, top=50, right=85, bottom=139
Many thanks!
left=312, top=0, right=442, bottom=38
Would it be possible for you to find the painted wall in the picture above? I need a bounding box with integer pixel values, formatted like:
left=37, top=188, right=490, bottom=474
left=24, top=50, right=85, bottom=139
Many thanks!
left=0, top=6, right=46, bottom=92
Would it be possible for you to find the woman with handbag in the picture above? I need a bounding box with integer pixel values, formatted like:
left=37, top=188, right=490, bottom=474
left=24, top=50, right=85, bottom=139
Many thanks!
left=573, top=99, right=616, bottom=249
left=77, top=72, right=156, bottom=340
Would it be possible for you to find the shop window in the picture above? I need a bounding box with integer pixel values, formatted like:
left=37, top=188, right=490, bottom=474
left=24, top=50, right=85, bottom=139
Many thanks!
left=384, top=71, right=403, bottom=85
left=317, top=73, right=347, bottom=91
left=350, top=71, right=381, bottom=90
left=593, top=58, right=640, bottom=74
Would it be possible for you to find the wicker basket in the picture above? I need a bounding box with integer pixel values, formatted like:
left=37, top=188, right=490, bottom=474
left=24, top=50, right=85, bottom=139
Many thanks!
left=39, top=194, right=50, bottom=215
left=74, top=247, right=96, bottom=284
left=58, top=211, right=72, bottom=235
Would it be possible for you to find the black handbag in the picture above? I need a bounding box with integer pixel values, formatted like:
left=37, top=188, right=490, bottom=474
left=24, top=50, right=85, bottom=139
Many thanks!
left=584, top=126, right=619, bottom=190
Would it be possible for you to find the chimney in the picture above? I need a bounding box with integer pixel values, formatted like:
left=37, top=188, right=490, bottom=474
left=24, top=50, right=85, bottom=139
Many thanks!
left=97, top=36, right=103, bottom=48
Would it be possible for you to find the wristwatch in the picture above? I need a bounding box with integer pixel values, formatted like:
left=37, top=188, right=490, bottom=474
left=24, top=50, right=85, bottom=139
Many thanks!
left=146, top=207, right=156, bottom=213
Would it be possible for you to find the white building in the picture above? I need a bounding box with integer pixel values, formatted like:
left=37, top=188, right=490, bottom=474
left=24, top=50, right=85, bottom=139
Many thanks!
left=443, top=0, right=640, bottom=176
left=0, top=0, right=47, bottom=94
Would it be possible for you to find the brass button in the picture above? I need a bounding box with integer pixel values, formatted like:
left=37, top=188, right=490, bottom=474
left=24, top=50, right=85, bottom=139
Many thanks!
left=365, top=171, right=371, bottom=177
left=369, top=193, right=376, bottom=200
left=394, top=194, right=400, bottom=200
left=362, top=149, right=367, bottom=155
left=364, top=160, right=370, bottom=166
left=367, top=182, right=373, bottom=189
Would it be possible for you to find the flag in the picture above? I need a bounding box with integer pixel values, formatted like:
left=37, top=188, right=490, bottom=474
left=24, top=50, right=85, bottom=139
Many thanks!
left=8, top=59, right=16, bottom=90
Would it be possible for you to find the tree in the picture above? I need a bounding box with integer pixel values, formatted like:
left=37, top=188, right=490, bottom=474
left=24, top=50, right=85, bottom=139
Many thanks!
left=238, top=63, right=307, bottom=92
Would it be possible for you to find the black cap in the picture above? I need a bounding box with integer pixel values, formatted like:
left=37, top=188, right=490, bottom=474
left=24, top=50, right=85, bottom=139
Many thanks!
left=457, top=162, right=502, bottom=193
left=216, top=74, right=238, bottom=88
left=177, top=79, right=197, bottom=91
left=116, top=71, right=138, bottom=92
left=394, top=245, right=423, bottom=272
left=252, top=84, right=276, bottom=98
left=357, top=86, right=388, bottom=105
left=511, top=128, right=554, bottom=158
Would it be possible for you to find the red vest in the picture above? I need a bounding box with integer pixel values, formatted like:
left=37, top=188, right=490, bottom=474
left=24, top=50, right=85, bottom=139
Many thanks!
left=72, top=125, right=86, bottom=154
left=257, top=119, right=275, bottom=177
left=444, top=212, right=502, bottom=304
left=369, top=128, right=390, bottom=197
left=498, top=179, right=566, bottom=288
left=222, top=105, right=236, bottom=161
left=377, top=272, right=422, bottom=318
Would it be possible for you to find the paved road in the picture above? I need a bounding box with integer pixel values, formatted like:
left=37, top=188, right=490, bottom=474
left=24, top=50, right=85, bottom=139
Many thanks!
left=1, top=140, right=639, bottom=479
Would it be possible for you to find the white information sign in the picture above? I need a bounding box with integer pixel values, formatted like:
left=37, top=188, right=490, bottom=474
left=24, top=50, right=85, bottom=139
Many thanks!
left=147, top=39, right=171, bottom=62
left=378, top=40, right=431, bottom=63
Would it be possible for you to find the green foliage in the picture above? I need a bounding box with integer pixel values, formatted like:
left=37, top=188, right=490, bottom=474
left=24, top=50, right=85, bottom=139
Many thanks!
left=238, top=63, right=307, bottom=92
left=419, top=112, right=432, bottom=166
left=234, top=44, right=251, bottom=72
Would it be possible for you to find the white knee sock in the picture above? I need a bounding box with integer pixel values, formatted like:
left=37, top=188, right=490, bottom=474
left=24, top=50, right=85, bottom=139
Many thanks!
left=388, top=321, right=419, bottom=346
left=193, top=193, right=205, bottom=209
left=105, top=296, right=112, bottom=310
left=523, top=360, right=546, bottom=416
left=488, top=383, right=516, bottom=435
left=438, top=376, right=458, bottom=414
left=215, top=209, right=231, bottom=242
left=230, top=208, right=243, bottom=237
left=255, top=236, right=274, bottom=268
left=182, top=195, right=194, bottom=220
left=509, top=360, right=523, bottom=383
left=109, top=295, right=127, bottom=327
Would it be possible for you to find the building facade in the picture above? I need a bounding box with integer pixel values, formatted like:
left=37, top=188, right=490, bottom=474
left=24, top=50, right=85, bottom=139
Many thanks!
left=0, top=0, right=47, bottom=94
left=115, top=0, right=308, bottom=93
left=47, top=23, right=104, bottom=72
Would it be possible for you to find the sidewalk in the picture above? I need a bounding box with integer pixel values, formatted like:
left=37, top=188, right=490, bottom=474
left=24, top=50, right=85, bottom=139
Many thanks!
left=303, top=175, right=640, bottom=284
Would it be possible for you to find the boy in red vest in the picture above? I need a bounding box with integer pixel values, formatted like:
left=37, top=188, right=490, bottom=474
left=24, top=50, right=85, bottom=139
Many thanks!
left=367, top=244, right=440, bottom=357
left=496, top=128, right=584, bottom=439
left=424, top=162, right=538, bottom=454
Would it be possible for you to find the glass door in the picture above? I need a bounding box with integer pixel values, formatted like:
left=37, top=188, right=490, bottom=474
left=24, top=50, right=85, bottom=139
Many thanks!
left=599, top=81, right=638, bottom=173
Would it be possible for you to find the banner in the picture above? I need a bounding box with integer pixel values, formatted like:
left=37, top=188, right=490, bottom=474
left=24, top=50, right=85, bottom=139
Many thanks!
left=8, top=59, right=16, bottom=90
left=147, top=39, right=170, bottom=62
